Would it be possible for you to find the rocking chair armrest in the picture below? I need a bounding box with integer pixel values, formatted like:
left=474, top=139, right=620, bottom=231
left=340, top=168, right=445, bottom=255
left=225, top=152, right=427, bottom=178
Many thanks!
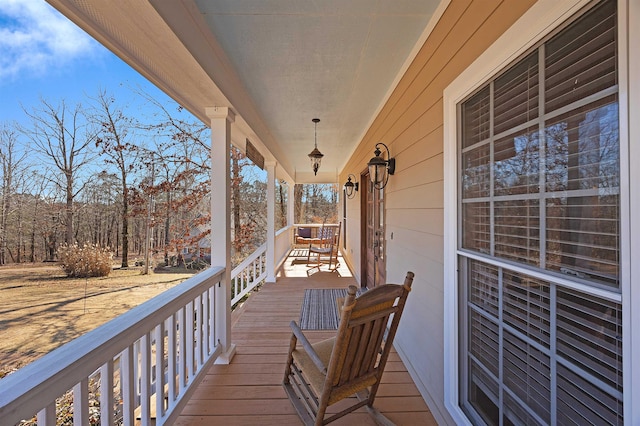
left=289, top=321, right=327, bottom=374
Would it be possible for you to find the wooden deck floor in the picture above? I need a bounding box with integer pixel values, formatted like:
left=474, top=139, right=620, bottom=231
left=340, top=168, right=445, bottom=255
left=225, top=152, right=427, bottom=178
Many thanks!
left=175, top=253, right=437, bottom=425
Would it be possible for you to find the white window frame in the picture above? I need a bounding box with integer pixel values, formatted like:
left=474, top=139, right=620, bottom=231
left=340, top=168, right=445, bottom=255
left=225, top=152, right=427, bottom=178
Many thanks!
left=442, top=0, right=638, bottom=423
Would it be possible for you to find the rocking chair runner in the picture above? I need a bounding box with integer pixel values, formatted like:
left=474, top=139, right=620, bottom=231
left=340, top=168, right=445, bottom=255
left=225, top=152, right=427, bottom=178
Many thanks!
left=283, top=271, right=414, bottom=425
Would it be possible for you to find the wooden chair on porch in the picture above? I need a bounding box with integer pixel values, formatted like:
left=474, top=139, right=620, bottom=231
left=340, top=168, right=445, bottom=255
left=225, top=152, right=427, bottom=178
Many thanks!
left=294, top=226, right=314, bottom=248
left=295, top=224, right=329, bottom=251
left=283, top=271, right=414, bottom=426
left=306, top=223, right=340, bottom=274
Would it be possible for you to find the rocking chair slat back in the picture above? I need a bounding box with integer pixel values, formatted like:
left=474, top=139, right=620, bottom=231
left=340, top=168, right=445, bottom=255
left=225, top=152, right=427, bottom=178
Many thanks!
left=283, top=271, right=414, bottom=425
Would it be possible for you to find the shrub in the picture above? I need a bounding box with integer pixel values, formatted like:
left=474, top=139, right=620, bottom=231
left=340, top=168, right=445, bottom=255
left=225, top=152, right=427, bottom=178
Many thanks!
left=58, top=243, right=113, bottom=278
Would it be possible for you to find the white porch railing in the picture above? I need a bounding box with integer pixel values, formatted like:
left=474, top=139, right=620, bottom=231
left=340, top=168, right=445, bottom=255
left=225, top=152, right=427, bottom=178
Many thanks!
left=230, top=227, right=292, bottom=306
left=275, top=226, right=293, bottom=268
left=231, top=243, right=267, bottom=306
left=0, top=234, right=294, bottom=426
left=0, top=266, right=226, bottom=426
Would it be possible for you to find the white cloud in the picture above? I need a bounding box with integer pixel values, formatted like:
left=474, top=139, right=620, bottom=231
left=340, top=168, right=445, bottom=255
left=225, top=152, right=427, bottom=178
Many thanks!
left=0, top=0, right=99, bottom=80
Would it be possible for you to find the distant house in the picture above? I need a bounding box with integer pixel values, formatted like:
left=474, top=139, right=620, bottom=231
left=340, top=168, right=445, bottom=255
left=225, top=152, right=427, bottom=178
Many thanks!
left=178, top=220, right=211, bottom=264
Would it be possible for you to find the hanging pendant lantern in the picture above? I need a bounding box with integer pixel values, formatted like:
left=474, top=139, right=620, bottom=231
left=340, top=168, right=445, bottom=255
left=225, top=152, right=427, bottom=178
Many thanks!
left=308, top=118, right=324, bottom=176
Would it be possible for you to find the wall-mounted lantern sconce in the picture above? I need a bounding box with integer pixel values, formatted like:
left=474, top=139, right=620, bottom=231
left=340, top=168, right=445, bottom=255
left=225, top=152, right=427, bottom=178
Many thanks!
left=344, top=174, right=359, bottom=199
left=367, top=142, right=395, bottom=189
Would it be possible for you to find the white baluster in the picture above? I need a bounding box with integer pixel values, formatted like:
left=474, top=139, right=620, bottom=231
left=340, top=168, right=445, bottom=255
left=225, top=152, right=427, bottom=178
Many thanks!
left=167, top=314, right=176, bottom=407
left=155, top=323, right=165, bottom=421
left=202, top=290, right=210, bottom=357
left=186, top=301, right=194, bottom=380
left=100, top=361, right=114, bottom=426
left=73, top=378, right=89, bottom=425
left=140, top=333, right=151, bottom=426
left=133, top=340, right=140, bottom=406
left=195, top=295, right=202, bottom=369
left=37, top=401, right=56, bottom=426
left=209, top=286, right=216, bottom=350
left=178, top=306, right=187, bottom=392
left=120, top=347, right=135, bottom=426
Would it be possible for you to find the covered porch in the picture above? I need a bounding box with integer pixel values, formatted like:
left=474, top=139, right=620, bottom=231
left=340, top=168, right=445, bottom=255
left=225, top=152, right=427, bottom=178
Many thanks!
left=0, top=239, right=431, bottom=425
left=3, top=0, right=638, bottom=424
left=175, top=255, right=435, bottom=425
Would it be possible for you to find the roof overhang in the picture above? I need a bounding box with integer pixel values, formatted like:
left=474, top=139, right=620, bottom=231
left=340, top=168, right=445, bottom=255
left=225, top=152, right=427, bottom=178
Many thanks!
left=46, top=0, right=445, bottom=184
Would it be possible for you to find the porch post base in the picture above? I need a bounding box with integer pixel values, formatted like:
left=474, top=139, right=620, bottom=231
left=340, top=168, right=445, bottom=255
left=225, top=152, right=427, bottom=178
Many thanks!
left=214, top=343, right=237, bottom=364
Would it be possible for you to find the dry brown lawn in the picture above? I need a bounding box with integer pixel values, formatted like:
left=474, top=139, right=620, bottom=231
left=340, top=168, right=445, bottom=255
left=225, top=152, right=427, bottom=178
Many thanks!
left=0, top=262, right=194, bottom=375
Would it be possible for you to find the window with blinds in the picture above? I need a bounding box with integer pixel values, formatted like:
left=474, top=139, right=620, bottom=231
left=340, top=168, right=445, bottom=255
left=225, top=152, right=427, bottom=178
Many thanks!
left=458, top=1, right=623, bottom=424
left=460, top=0, right=619, bottom=288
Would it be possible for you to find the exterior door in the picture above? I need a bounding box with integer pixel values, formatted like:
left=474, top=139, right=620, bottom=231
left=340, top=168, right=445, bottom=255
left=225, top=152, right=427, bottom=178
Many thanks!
left=361, top=171, right=385, bottom=288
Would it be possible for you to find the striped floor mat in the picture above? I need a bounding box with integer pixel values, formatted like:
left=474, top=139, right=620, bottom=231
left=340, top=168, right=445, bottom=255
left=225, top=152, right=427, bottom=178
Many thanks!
left=299, top=288, right=365, bottom=330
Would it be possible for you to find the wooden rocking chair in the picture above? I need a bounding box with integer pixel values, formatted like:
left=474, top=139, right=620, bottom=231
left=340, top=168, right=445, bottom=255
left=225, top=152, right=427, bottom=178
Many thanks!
left=283, top=271, right=414, bottom=425
left=306, top=223, right=340, bottom=274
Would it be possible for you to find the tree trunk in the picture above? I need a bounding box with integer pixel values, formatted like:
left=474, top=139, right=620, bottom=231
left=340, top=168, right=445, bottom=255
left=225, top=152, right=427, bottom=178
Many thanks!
left=121, top=184, right=129, bottom=267
left=16, top=206, right=22, bottom=263
left=30, top=222, right=36, bottom=262
left=0, top=191, right=6, bottom=265
left=0, top=168, right=10, bottom=265
left=65, top=176, right=74, bottom=244
left=294, top=184, right=303, bottom=223
left=164, top=171, right=171, bottom=265
left=115, top=219, right=120, bottom=258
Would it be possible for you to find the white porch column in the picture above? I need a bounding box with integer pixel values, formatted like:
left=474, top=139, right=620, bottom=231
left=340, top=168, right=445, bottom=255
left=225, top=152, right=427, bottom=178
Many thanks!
left=287, top=180, right=296, bottom=256
left=266, top=161, right=276, bottom=283
left=206, top=106, right=236, bottom=364
left=287, top=180, right=295, bottom=227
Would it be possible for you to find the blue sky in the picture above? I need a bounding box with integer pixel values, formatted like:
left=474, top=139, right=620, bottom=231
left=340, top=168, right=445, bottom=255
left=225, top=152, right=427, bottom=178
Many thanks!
left=0, top=1, right=268, bottom=184
left=0, top=0, right=171, bottom=128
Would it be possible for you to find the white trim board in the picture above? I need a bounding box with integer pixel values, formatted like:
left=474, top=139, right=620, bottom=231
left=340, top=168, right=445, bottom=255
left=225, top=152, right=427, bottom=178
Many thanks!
left=623, top=0, right=640, bottom=423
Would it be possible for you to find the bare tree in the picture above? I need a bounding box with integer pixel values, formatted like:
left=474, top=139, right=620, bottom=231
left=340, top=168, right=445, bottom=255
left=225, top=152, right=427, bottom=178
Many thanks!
left=73, top=170, right=120, bottom=249
left=91, top=90, right=141, bottom=268
left=0, top=123, right=29, bottom=264
left=295, top=184, right=339, bottom=224
left=20, top=99, right=96, bottom=246
left=26, top=171, right=51, bottom=262
left=276, top=180, right=287, bottom=229
left=231, top=148, right=243, bottom=253
left=134, top=90, right=211, bottom=262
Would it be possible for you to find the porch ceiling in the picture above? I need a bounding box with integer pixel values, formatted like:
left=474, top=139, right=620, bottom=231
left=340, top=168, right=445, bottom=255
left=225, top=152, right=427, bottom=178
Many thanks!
left=46, top=0, right=442, bottom=183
